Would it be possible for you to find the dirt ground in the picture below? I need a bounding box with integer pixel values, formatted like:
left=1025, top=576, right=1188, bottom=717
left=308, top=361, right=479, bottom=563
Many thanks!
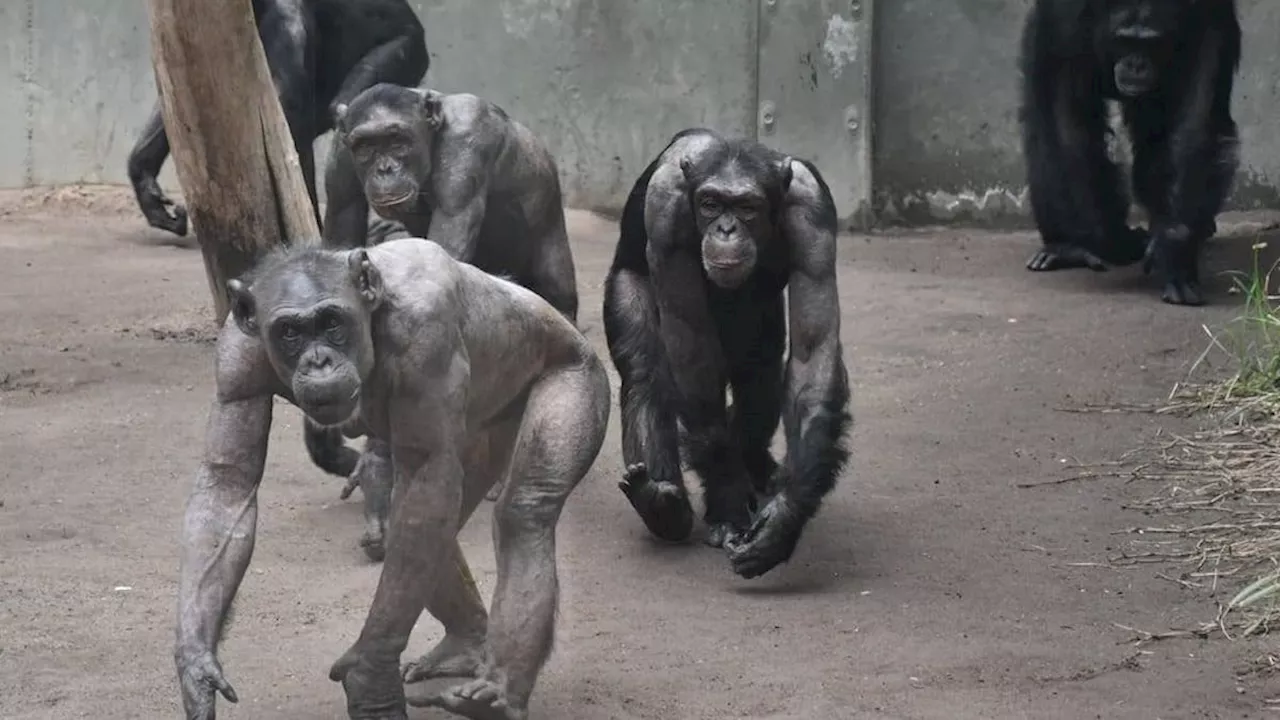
left=2, top=187, right=1279, bottom=720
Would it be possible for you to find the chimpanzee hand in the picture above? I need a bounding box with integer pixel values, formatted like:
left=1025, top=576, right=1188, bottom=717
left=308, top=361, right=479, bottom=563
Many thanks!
left=724, top=493, right=804, bottom=579
left=329, top=642, right=409, bottom=720
left=176, top=649, right=238, bottom=720
left=1143, top=222, right=1204, bottom=306
left=618, top=463, right=694, bottom=543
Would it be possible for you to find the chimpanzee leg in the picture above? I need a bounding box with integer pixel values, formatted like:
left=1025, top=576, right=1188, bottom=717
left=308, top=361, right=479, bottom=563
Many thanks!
left=126, top=104, right=188, bottom=236
left=412, top=362, right=608, bottom=720
left=602, top=266, right=694, bottom=542
left=728, top=293, right=786, bottom=499
left=328, top=34, right=430, bottom=120
left=402, top=421, right=520, bottom=683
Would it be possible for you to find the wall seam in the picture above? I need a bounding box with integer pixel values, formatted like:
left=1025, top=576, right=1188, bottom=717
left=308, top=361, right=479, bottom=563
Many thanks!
left=750, top=0, right=762, bottom=141
left=22, top=0, right=35, bottom=186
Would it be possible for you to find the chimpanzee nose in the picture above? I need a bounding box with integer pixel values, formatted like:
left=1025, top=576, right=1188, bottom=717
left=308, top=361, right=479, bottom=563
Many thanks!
left=715, top=219, right=734, bottom=236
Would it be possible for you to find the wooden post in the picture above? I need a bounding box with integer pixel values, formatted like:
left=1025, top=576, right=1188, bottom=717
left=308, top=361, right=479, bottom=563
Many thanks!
left=147, top=0, right=321, bottom=323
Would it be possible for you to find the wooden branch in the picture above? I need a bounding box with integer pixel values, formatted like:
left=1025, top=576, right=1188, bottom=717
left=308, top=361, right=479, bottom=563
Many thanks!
left=147, top=0, right=320, bottom=323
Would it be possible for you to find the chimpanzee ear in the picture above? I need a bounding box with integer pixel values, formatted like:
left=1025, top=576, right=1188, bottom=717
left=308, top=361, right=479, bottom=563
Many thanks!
left=777, top=156, right=794, bottom=194
left=333, top=103, right=349, bottom=130
left=226, top=279, right=259, bottom=336
left=679, top=157, right=695, bottom=182
left=411, top=88, right=444, bottom=130
left=348, top=249, right=384, bottom=309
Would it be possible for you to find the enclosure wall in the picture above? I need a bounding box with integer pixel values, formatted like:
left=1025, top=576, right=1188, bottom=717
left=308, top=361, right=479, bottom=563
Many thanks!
left=1, top=0, right=1277, bottom=226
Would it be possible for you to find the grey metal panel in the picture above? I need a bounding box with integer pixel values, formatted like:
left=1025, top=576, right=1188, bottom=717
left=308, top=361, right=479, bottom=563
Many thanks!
left=408, top=0, right=758, bottom=213
left=756, top=0, right=874, bottom=227
left=0, top=1, right=30, bottom=188
left=28, top=0, right=173, bottom=188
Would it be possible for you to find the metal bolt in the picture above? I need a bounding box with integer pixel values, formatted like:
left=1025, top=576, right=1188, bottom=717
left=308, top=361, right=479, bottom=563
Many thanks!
left=850, top=0, right=862, bottom=20
left=844, top=106, right=860, bottom=133
left=765, top=0, right=777, bottom=7
left=760, top=101, right=776, bottom=133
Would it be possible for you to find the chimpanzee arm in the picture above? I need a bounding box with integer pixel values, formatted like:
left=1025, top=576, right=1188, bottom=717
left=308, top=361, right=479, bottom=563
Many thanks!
left=329, top=35, right=429, bottom=121
left=1166, top=20, right=1240, bottom=234
left=644, top=181, right=727, bottom=432
left=1144, top=13, right=1241, bottom=305
left=174, top=329, right=277, bottom=720
left=321, top=145, right=372, bottom=250
left=726, top=161, right=851, bottom=579
left=426, top=131, right=493, bottom=263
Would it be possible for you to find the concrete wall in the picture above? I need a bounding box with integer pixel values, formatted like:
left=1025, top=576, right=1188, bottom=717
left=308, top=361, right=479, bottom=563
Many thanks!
left=1, top=0, right=1277, bottom=228
left=873, top=0, right=1280, bottom=225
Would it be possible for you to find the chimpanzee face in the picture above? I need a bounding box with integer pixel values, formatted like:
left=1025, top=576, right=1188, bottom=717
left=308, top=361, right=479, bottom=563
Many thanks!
left=682, top=156, right=793, bottom=290
left=228, top=249, right=383, bottom=427
left=1105, top=0, right=1189, bottom=97
left=334, top=85, right=444, bottom=212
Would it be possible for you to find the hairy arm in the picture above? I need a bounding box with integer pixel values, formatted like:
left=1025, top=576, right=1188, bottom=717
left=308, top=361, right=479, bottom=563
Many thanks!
left=426, top=113, right=496, bottom=263
left=321, top=145, right=372, bottom=250
left=644, top=174, right=726, bottom=430
left=330, top=35, right=427, bottom=119
left=1168, top=19, right=1240, bottom=230
left=175, top=329, right=276, bottom=719
left=779, top=170, right=852, bottom=518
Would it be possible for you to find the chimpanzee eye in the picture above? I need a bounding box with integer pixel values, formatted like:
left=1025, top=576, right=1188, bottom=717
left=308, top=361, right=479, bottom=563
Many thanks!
left=699, top=198, right=721, bottom=214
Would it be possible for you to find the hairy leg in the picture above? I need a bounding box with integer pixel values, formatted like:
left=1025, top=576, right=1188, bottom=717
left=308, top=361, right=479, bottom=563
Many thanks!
left=526, top=221, right=580, bottom=325
left=126, top=104, right=188, bottom=236
left=411, top=363, right=609, bottom=720
left=602, top=267, right=693, bottom=542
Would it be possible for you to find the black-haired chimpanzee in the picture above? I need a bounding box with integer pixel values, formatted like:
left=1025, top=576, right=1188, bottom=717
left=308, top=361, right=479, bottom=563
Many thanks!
left=1019, top=0, right=1242, bottom=306
left=127, top=0, right=429, bottom=236
left=308, top=83, right=580, bottom=531
left=174, top=238, right=609, bottom=720
left=601, top=128, right=853, bottom=580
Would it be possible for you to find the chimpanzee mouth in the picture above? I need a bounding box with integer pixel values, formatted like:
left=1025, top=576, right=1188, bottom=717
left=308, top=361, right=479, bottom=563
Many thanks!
left=1115, top=79, right=1149, bottom=97
left=371, top=192, right=416, bottom=209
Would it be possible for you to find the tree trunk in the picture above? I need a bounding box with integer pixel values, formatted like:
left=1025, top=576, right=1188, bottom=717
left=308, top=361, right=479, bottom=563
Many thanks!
left=147, top=0, right=320, bottom=323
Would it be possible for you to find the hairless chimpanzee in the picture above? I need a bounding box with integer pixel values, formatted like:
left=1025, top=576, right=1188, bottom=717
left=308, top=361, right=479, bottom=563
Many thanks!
left=127, top=0, right=428, bottom=236
left=307, top=83, right=580, bottom=530
left=602, top=128, right=853, bottom=580
left=1020, top=0, right=1241, bottom=305
left=174, top=237, right=609, bottom=720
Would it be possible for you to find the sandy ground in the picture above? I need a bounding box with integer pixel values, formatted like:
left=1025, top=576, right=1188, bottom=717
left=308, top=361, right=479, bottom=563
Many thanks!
left=1, top=187, right=1279, bottom=720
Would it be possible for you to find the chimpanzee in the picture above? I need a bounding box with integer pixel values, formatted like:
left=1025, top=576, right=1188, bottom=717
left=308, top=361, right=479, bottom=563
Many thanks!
left=174, top=238, right=610, bottom=720
left=1019, top=0, right=1242, bottom=306
left=601, top=128, right=853, bottom=580
left=126, top=0, right=429, bottom=237
left=309, top=83, right=580, bottom=526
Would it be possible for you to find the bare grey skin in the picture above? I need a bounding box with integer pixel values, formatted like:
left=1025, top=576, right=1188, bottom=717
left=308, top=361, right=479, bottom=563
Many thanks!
left=310, top=84, right=580, bottom=531
left=175, top=237, right=610, bottom=720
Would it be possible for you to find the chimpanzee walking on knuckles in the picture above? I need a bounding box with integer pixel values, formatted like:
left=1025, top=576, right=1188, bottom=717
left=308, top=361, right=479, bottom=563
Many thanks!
left=174, top=239, right=609, bottom=720
left=307, top=82, right=583, bottom=547
left=602, top=128, right=853, bottom=579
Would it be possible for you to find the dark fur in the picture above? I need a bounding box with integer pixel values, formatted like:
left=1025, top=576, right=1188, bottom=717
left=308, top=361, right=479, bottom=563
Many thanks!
left=603, top=128, right=852, bottom=579
left=1019, top=0, right=1241, bottom=306
left=127, top=0, right=429, bottom=237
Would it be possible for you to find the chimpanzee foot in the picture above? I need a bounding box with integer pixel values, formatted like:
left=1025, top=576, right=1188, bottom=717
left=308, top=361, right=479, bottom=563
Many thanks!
left=1026, top=244, right=1108, bottom=272
left=618, top=463, right=694, bottom=543
left=402, top=633, right=486, bottom=682
left=328, top=643, right=408, bottom=720
left=725, top=494, right=804, bottom=579
left=409, top=678, right=526, bottom=720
